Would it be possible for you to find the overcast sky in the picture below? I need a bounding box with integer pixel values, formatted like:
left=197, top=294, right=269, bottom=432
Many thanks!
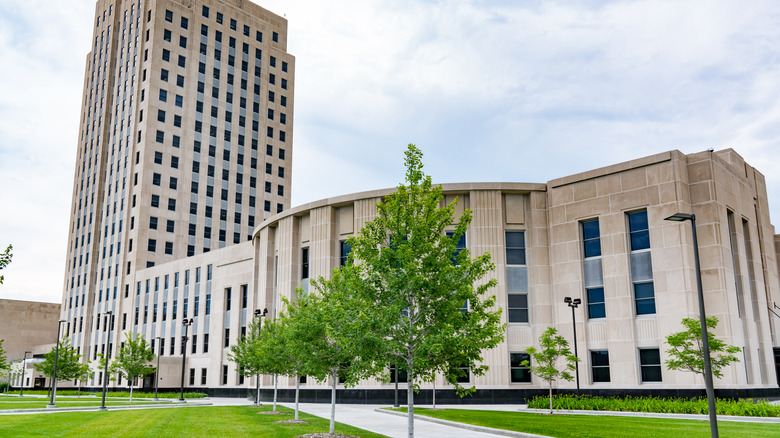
left=2, top=0, right=780, bottom=304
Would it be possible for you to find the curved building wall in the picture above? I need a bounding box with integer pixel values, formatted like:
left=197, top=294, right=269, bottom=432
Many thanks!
left=251, top=149, right=780, bottom=393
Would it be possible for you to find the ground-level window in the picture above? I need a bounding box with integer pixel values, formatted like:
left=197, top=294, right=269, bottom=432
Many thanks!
left=639, top=348, right=662, bottom=382
left=590, top=350, right=610, bottom=383
left=510, top=352, right=531, bottom=383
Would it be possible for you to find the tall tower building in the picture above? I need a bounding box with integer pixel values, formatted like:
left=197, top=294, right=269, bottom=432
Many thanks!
left=60, top=0, right=293, bottom=376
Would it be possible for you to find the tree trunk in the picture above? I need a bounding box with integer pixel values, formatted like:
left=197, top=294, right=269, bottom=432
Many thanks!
left=256, top=373, right=261, bottom=407
left=272, top=375, right=278, bottom=412
left=294, top=376, right=300, bottom=420
left=432, top=378, right=436, bottom=410
left=130, top=381, right=134, bottom=403
left=330, top=372, right=337, bottom=435
left=407, top=372, right=414, bottom=438
left=548, top=384, right=552, bottom=414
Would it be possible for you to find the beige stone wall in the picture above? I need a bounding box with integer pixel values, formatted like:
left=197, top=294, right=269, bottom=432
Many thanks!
left=0, top=299, right=60, bottom=361
left=249, top=150, right=778, bottom=392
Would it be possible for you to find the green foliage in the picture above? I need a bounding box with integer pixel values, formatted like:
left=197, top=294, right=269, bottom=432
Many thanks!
left=527, top=394, right=780, bottom=417
left=341, top=145, right=505, bottom=436
left=665, top=317, right=740, bottom=378
left=347, top=144, right=504, bottom=382
left=524, top=326, right=579, bottom=413
left=0, top=339, right=9, bottom=374
left=107, top=332, right=155, bottom=401
left=0, top=244, right=11, bottom=284
left=525, top=327, right=578, bottom=385
left=33, top=336, right=90, bottom=381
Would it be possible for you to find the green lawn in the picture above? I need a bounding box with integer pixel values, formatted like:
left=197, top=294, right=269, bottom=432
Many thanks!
left=0, top=399, right=163, bottom=410
left=396, top=408, right=780, bottom=438
left=0, top=405, right=389, bottom=438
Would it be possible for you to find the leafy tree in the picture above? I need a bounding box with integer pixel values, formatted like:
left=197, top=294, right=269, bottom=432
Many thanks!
left=0, top=339, right=9, bottom=375
left=34, top=337, right=90, bottom=394
left=665, top=316, right=740, bottom=379
left=230, top=316, right=289, bottom=412
left=344, top=144, right=505, bottom=437
left=108, top=332, right=156, bottom=402
left=287, top=279, right=385, bottom=435
left=0, top=244, right=12, bottom=284
left=524, top=327, right=579, bottom=414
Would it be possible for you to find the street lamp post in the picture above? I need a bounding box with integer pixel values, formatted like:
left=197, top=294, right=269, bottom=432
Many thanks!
left=47, top=320, right=66, bottom=408
left=154, top=336, right=162, bottom=401
left=179, top=318, right=193, bottom=402
left=253, top=308, right=268, bottom=407
left=99, top=311, right=113, bottom=411
left=19, top=351, right=31, bottom=397
left=563, top=297, right=582, bottom=394
left=665, top=212, right=719, bottom=438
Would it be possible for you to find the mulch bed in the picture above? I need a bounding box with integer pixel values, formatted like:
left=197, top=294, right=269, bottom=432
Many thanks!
left=258, top=410, right=290, bottom=415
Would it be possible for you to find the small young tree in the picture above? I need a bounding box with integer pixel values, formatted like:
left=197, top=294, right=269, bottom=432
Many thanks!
left=108, top=332, right=156, bottom=402
left=344, top=145, right=505, bottom=437
left=34, top=337, right=89, bottom=392
left=230, top=317, right=289, bottom=412
left=524, top=327, right=579, bottom=414
left=665, top=316, right=740, bottom=379
left=291, top=276, right=385, bottom=435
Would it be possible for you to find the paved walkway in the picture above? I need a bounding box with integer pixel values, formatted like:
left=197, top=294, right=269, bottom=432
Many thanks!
left=274, top=402, right=546, bottom=438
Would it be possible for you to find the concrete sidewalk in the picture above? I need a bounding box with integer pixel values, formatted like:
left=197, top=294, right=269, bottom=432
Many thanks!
left=276, top=402, right=548, bottom=438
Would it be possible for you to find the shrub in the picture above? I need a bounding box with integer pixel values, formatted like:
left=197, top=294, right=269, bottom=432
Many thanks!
left=527, top=394, right=780, bottom=417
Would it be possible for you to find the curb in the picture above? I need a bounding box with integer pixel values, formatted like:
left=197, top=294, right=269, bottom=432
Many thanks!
left=376, top=408, right=553, bottom=438
left=520, top=407, right=780, bottom=424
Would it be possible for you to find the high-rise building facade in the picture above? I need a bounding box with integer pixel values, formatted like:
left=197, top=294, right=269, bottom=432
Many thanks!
left=59, top=0, right=294, bottom=382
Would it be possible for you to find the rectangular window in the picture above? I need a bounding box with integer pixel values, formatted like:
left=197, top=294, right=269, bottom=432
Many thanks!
left=203, top=333, right=209, bottom=353
left=581, top=219, right=605, bottom=319
left=189, top=368, right=195, bottom=385
left=201, top=368, right=207, bottom=385
left=192, top=334, right=197, bottom=354
left=590, top=350, right=610, bottom=383
left=340, top=240, right=351, bottom=266
left=224, top=328, right=230, bottom=348
left=225, top=287, right=231, bottom=311
left=241, top=285, right=248, bottom=309
left=206, top=294, right=211, bottom=315
left=505, top=231, right=528, bottom=323
left=222, top=365, right=228, bottom=385
left=301, top=247, right=310, bottom=279
left=628, top=211, right=655, bottom=315
left=388, top=364, right=408, bottom=383
left=510, top=353, right=532, bottom=383
left=639, top=348, right=662, bottom=382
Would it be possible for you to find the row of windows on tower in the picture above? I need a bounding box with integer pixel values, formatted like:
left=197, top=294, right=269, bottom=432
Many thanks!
left=197, top=5, right=280, bottom=44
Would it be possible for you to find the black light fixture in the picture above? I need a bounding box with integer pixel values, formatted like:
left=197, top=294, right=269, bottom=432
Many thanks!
left=179, top=318, right=194, bottom=402
left=99, top=311, right=113, bottom=411
left=253, top=308, right=268, bottom=407
left=665, top=212, right=719, bottom=437
left=47, top=320, right=67, bottom=408
left=563, top=297, right=581, bottom=393
left=19, top=350, right=31, bottom=397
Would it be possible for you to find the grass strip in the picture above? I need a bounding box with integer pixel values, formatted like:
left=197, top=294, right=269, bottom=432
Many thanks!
left=393, top=407, right=779, bottom=438
left=0, top=405, right=388, bottom=438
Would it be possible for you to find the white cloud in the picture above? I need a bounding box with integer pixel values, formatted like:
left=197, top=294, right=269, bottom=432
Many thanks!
left=3, top=0, right=780, bottom=303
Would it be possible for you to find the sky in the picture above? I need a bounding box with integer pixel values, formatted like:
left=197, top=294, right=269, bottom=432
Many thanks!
left=2, top=0, right=780, bottom=304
